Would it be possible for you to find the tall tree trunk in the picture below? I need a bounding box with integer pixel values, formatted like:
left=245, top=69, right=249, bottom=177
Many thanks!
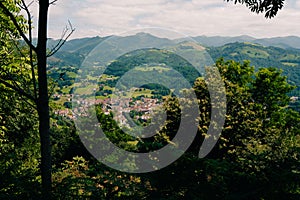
left=36, top=0, right=51, bottom=199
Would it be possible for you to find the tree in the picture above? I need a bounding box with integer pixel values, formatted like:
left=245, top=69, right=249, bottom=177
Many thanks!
left=192, top=59, right=300, bottom=198
left=226, top=0, right=285, bottom=18
left=0, top=85, right=41, bottom=199
left=0, top=0, right=74, bottom=198
left=143, top=59, right=299, bottom=199
left=251, top=68, right=295, bottom=113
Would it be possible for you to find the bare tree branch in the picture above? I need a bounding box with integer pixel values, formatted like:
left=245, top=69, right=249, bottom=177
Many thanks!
left=47, top=20, right=75, bottom=57
left=49, top=0, right=58, bottom=5
left=0, top=1, right=37, bottom=51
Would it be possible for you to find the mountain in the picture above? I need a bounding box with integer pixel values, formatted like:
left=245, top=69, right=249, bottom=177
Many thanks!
left=47, top=33, right=300, bottom=95
left=253, top=36, right=300, bottom=49
left=47, top=33, right=176, bottom=68
left=189, top=35, right=256, bottom=47
left=177, top=35, right=300, bottom=49
left=207, top=42, right=300, bottom=95
left=47, top=34, right=300, bottom=70
left=47, top=36, right=107, bottom=54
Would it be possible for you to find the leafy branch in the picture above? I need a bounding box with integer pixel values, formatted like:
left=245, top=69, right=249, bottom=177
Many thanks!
left=0, top=0, right=36, bottom=50
left=226, top=0, right=285, bottom=18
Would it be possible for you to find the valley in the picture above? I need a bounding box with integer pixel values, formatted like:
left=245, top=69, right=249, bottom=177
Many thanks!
left=48, top=33, right=300, bottom=124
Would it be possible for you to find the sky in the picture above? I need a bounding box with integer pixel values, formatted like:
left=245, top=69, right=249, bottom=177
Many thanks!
left=27, top=0, right=300, bottom=39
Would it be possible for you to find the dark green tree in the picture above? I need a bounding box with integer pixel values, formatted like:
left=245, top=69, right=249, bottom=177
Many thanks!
left=0, top=82, right=41, bottom=199
left=194, top=59, right=300, bottom=198
left=226, top=0, right=285, bottom=18
left=143, top=58, right=299, bottom=199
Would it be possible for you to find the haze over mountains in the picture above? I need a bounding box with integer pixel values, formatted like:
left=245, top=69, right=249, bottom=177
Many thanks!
left=48, top=34, right=300, bottom=53
left=190, top=35, right=300, bottom=49
left=47, top=33, right=300, bottom=68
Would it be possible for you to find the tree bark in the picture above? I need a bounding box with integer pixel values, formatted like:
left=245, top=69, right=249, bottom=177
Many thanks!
left=36, top=0, right=51, bottom=199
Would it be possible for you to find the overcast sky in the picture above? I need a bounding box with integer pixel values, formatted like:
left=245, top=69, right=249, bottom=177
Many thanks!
left=28, top=0, right=300, bottom=39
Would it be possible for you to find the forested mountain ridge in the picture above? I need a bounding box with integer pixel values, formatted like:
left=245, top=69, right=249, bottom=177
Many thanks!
left=207, top=42, right=300, bottom=95
left=47, top=33, right=300, bottom=96
left=191, top=35, right=300, bottom=49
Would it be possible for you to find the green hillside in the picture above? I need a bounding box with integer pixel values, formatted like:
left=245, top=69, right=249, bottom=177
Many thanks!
left=104, top=48, right=201, bottom=85
left=207, top=42, right=300, bottom=95
left=47, top=34, right=300, bottom=96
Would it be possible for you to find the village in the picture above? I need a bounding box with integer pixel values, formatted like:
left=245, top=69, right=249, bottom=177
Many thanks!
left=53, top=92, right=163, bottom=128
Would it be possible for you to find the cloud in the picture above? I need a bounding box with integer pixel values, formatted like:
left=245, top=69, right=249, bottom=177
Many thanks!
left=41, top=0, right=300, bottom=38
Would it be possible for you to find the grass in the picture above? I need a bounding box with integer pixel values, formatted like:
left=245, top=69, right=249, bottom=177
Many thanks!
left=66, top=72, right=77, bottom=78
left=135, top=66, right=171, bottom=72
left=61, top=87, right=71, bottom=94
left=87, top=75, right=99, bottom=81
left=282, top=62, right=298, bottom=67
left=280, top=54, right=300, bottom=61
left=51, top=95, right=70, bottom=106
left=99, top=74, right=119, bottom=80
left=103, top=85, right=115, bottom=91
left=105, top=88, right=153, bottom=99
left=75, top=85, right=96, bottom=95
left=241, top=47, right=269, bottom=58
left=132, top=89, right=153, bottom=98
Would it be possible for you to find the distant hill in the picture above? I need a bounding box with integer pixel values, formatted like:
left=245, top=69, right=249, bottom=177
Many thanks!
left=47, top=33, right=300, bottom=95
left=190, top=35, right=300, bottom=49
left=253, top=36, right=300, bottom=49
left=47, top=34, right=300, bottom=68
left=48, top=36, right=106, bottom=54
left=47, top=36, right=107, bottom=67
left=47, top=33, right=175, bottom=67
left=207, top=42, right=300, bottom=95
left=188, top=35, right=256, bottom=47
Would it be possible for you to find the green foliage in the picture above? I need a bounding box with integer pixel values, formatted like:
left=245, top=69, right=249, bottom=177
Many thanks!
left=1, top=6, right=300, bottom=196
left=0, top=1, right=41, bottom=198
left=136, top=59, right=299, bottom=199
left=50, top=58, right=299, bottom=199
left=52, top=156, right=146, bottom=199
left=252, top=67, right=295, bottom=112
left=0, top=0, right=27, bottom=39
left=194, top=59, right=300, bottom=198
left=0, top=1, right=35, bottom=98
left=0, top=82, right=40, bottom=199
left=208, top=42, right=300, bottom=96
left=50, top=115, right=91, bottom=166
